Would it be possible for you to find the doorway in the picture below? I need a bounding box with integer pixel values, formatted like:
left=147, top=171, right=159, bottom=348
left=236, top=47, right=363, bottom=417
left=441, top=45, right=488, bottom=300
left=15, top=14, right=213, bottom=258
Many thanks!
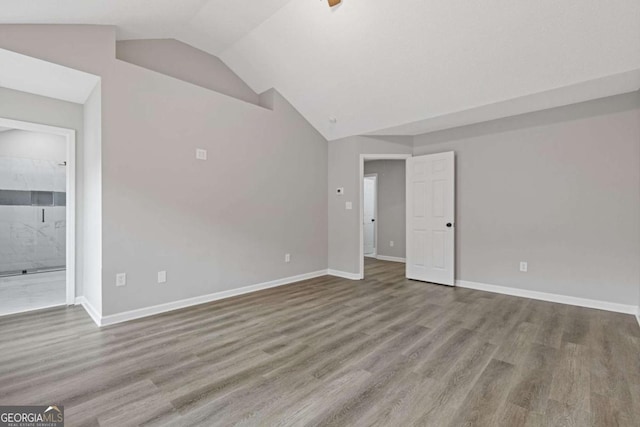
left=359, top=154, right=412, bottom=279
left=363, top=174, right=377, bottom=258
left=0, top=118, right=76, bottom=316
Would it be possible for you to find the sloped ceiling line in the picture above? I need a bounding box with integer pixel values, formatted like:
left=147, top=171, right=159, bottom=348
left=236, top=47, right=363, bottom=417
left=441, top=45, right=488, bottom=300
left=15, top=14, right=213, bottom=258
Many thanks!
left=1, top=0, right=639, bottom=140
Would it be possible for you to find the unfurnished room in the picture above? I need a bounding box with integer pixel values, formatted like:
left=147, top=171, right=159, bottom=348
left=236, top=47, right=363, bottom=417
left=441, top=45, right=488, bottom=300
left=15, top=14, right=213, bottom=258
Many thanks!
left=0, top=1, right=639, bottom=426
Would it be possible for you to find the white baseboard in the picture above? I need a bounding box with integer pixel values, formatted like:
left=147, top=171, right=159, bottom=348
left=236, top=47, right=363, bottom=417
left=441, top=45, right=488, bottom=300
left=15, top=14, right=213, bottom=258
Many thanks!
left=364, top=254, right=377, bottom=259
left=376, top=255, right=406, bottom=263
left=456, top=280, right=638, bottom=315
left=96, top=270, right=328, bottom=327
left=75, top=271, right=640, bottom=327
left=327, top=269, right=362, bottom=280
left=75, top=296, right=102, bottom=327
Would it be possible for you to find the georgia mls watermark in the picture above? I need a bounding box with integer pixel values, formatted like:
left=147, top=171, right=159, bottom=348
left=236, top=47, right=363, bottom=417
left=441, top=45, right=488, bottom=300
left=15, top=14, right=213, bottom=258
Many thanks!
left=0, top=406, right=64, bottom=427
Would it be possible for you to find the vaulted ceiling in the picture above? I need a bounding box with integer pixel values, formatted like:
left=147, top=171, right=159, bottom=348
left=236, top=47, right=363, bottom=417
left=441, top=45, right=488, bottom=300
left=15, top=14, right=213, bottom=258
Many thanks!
left=1, top=0, right=639, bottom=140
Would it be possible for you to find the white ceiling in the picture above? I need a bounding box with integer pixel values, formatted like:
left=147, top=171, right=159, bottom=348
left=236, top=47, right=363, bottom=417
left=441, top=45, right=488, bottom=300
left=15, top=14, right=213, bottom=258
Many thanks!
left=0, top=0, right=292, bottom=51
left=0, top=48, right=100, bottom=104
left=1, top=0, right=639, bottom=139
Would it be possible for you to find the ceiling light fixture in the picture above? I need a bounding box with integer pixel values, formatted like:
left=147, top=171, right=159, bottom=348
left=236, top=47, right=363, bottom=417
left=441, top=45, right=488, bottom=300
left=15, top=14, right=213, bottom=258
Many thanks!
left=328, top=0, right=341, bottom=7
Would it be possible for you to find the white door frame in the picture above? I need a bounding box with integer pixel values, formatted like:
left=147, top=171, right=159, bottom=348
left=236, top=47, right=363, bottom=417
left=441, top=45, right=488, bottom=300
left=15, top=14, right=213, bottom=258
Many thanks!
left=359, top=154, right=412, bottom=279
left=363, top=173, right=378, bottom=258
left=0, top=117, right=76, bottom=305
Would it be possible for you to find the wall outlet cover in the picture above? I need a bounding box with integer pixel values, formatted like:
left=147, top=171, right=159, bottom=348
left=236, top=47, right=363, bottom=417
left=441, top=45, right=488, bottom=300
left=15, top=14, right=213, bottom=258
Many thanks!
left=520, top=262, right=528, bottom=272
left=390, top=241, right=394, bottom=247
left=285, top=253, right=291, bottom=263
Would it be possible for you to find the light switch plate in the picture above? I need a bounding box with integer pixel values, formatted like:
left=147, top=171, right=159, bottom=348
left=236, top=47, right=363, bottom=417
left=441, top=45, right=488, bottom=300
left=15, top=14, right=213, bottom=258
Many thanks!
left=196, top=148, right=208, bottom=160
left=345, top=201, right=353, bottom=210
left=158, top=271, right=167, bottom=283
left=285, top=253, right=291, bottom=263
left=116, top=273, right=126, bottom=287
left=390, top=241, right=394, bottom=247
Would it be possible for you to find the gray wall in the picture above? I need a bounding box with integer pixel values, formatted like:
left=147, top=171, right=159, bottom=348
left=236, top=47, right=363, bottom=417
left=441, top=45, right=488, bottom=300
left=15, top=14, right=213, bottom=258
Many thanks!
left=328, top=136, right=413, bottom=274
left=82, top=83, right=102, bottom=314
left=0, top=86, right=85, bottom=296
left=363, top=160, right=406, bottom=259
left=0, top=25, right=328, bottom=316
left=414, top=92, right=640, bottom=305
left=116, top=39, right=259, bottom=106
left=1, top=25, right=637, bottom=314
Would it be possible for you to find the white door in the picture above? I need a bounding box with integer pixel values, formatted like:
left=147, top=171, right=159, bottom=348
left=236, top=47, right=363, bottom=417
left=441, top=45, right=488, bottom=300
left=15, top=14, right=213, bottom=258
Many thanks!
left=406, top=152, right=455, bottom=285
left=363, top=175, right=377, bottom=256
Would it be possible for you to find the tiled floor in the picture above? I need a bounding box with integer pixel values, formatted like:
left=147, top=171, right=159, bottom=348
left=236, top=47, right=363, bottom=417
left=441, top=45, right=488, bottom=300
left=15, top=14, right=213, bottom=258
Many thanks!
left=0, top=270, right=66, bottom=316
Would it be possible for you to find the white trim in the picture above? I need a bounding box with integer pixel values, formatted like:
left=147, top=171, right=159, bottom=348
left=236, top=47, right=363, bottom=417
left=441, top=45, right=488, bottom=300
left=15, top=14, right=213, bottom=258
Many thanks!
left=327, top=269, right=362, bottom=280
left=0, top=118, right=76, bottom=306
left=636, top=313, right=640, bottom=329
left=75, top=296, right=102, bottom=327
left=363, top=173, right=378, bottom=257
left=359, top=154, right=412, bottom=280
left=376, top=255, right=406, bottom=263
left=364, top=254, right=377, bottom=259
left=456, top=280, right=638, bottom=315
left=94, top=270, right=328, bottom=327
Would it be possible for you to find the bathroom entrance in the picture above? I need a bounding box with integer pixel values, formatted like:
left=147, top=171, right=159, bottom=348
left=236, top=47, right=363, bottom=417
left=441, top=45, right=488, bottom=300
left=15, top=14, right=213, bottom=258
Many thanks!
left=0, top=119, right=75, bottom=316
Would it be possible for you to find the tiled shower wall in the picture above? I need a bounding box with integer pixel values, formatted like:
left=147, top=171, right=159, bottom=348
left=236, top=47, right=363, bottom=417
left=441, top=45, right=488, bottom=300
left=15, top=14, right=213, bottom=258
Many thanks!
left=0, top=156, right=66, bottom=274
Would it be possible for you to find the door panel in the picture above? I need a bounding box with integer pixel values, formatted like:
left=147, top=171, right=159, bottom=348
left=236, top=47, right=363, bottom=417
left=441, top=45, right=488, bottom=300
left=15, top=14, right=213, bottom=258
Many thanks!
left=363, top=176, right=376, bottom=255
left=406, top=152, right=455, bottom=285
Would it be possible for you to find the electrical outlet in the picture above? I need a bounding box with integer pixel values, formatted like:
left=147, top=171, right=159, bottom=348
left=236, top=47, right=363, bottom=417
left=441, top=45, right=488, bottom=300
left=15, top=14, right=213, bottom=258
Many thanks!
left=158, top=271, right=167, bottom=283
left=520, top=262, right=528, bottom=272
left=116, top=273, right=127, bottom=287
left=285, top=253, right=291, bottom=263
left=390, top=241, right=394, bottom=247
left=196, top=148, right=207, bottom=160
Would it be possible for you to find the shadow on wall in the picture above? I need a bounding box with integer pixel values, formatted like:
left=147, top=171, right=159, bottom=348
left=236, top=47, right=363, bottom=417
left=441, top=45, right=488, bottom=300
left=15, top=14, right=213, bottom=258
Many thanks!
left=116, top=39, right=262, bottom=107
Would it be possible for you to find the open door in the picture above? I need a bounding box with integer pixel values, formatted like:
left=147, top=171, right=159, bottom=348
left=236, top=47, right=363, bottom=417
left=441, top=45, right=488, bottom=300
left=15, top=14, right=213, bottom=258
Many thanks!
left=406, top=152, right=455, bottom=286
left=363, top=175, right=377, bottom=257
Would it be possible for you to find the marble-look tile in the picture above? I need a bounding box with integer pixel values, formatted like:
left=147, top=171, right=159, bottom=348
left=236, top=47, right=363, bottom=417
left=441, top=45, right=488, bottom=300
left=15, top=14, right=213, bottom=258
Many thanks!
left=0, top=206, right=66, bottom=274
left=0, top=156, right=66, bottom=192
left=0, top=270, right=66, bottom=316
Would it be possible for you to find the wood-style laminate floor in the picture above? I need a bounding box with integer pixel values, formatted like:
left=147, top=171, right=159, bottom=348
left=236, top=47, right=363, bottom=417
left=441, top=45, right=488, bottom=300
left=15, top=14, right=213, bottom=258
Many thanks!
left=0, top=258, right=639, bottom=426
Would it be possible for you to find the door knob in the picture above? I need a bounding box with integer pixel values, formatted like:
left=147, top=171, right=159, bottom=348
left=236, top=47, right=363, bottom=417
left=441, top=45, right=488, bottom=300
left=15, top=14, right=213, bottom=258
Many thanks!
left=446, top=222, right=453, bottom=228
left=371, top=219, right=375, bottom=222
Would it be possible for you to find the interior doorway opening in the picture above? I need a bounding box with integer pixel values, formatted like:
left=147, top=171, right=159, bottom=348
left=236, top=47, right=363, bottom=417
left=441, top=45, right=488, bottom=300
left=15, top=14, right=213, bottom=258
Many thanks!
left=360, top=154, right=411, bottom=279
left=0, top=118, right=76, bottom=316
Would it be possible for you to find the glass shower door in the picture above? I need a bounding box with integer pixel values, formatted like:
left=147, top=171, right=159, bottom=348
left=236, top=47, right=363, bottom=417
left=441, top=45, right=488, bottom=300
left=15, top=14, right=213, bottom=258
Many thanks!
left=0, top=156, right=66, bottom=276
